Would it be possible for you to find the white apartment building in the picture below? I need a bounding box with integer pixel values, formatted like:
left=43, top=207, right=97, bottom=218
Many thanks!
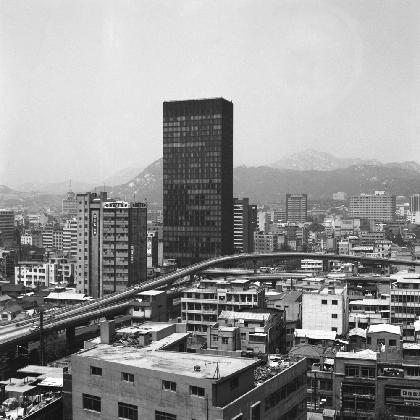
left=300, top=259, right=324, bottom=273
left=390, top=271, right=420, bottom=340
left=63, top=218, right=78, bottom=258
left=348, top=298, right=391, bottom=329
left=302, top=285, right=348, bottom=335
left=15, top=258, right=75, bottom=288
left=20, top=234, right=33, bottom=246
left=181, top=278, right=265, bottom=335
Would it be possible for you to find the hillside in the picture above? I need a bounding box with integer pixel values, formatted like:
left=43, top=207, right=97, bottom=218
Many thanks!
left=108, top=159, right=420, bottom=205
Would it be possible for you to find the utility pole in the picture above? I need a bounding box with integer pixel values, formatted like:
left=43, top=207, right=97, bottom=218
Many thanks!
left=39, top=307, right=45, bottom=366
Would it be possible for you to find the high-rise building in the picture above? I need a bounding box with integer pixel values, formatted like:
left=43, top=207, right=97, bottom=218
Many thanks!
left=286, top=194, right=307, bottom=223
left=75, top=193, right=147, bottom=298
left=349, top=191, right=396, bottom=222
left=63, top=218, right=78, bottom=258
left=410, top=194, right=420, bottom=213
left=0, top=210, right=15, bottom=247
left=62, top=190, right=78, bottom=217
left=163, top=98, right=233, bottom=266
left=42, top=226, right=63, bottom=252
left=233, top=197, right=257, bottom=253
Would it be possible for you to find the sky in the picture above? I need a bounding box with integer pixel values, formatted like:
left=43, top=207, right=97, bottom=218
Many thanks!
left=0, top=0, right=419, bottom=186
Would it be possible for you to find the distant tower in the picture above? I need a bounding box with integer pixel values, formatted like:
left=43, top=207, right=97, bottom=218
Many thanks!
left=163, top=98, right=233, bottom=266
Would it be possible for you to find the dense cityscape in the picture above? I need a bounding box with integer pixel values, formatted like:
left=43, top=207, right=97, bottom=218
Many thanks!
left=0, top=97, right=419, bottom=420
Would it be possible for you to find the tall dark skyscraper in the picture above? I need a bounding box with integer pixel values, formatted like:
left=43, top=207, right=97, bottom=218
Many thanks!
left=163, top=98, right=233, bottom=266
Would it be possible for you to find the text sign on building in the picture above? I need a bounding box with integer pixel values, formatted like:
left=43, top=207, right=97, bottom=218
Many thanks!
left=401, top=389, right=420, bottom=399
left=103, top=201, right=129, bottom=208
left=92, top=213, right=97, bottom=236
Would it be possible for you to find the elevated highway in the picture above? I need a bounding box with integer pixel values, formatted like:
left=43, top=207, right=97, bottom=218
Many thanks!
left=1, top=252, right=418, bottom=350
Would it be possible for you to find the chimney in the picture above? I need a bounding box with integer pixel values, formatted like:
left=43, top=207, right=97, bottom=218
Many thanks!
left=100, top=320, right=115, bottom=344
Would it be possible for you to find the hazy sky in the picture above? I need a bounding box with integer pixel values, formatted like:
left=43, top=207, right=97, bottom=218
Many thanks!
left=1, top=0, right=419, bottom=186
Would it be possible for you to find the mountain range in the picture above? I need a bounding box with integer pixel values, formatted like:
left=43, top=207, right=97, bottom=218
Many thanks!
left=2, top=150, right=420, bottom=209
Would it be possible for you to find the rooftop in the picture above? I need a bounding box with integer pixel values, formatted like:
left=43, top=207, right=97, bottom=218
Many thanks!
left=349, top=328, right=367, bottom=338
left=138, top=290, right=165, bottom=296
left=75, top=345, right=259, bottom=380
left=295, top=329, right=337, bottom=341
left=349, top=298, right=390, bottom=306
left=336, top=349, right=377, bottom=361
left=367, top=324, right=400, bottom=335
left=45, top=292, right=92, bottom=301
left=116, top=322, right=174, bottom=335
left=219, top=310, right=273, bottom=322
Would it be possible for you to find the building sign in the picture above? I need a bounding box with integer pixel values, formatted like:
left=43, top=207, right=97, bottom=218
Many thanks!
left=103, top=201, right=129, bottom=208
left=92, top=213, right=97, bottom=236
left=401, top=389, right=420, bottom=399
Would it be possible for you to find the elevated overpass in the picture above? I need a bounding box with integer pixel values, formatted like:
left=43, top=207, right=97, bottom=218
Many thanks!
left=1, top=252, right=418, bottom=351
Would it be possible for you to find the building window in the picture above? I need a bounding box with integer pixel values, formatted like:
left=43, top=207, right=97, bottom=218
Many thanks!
left=331, top=327, right=337, bottom=332
left=90, top=366, right=102, bottom=376
left=331, top=314, right=338, bottom=319
left=190, top=385, right=205, bottom=397
left=155, top=410, right=176, bottom=420
left=250, top=401, right=261, bottom=420
left=361, top=367, right=376, bottom=378
left=83, top=394, right=101, bottom=412
left=121, top=372, right=134, bottom=383
left=222, top=337, right=229, bottom=344
left=162, top=380, right=176, bottom=392
left=345, top=365, right=359, bottom=377
left=332, top=300, right=338, bottom=305
left=367, top=337, right=371, bottom=344
left=389, top=339, right=397, bottom=346
left=321, top=300, right=327, bottom=304
left=118, top=402, right=138, bottom=420
left=212, top=335, right=219, bottom=341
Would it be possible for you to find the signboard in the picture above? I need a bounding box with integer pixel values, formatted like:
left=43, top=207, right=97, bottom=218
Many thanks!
left=92, top=213, right=97, bottom=236
left=401, top=389, right=420, bottom=399
left=103, top=201, right=129, bottom=208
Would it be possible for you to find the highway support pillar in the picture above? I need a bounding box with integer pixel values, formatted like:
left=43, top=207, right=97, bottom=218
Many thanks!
left=66, top=326, right=76, bottom=352
left=253, top=259, right=258, bottom=274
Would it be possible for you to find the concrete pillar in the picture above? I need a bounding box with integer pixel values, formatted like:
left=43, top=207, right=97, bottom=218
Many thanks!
left=66, top=326, right=75, bottom=351
left=253, top=259, right=258, bottom=274
left=100, top=320, right=115, bottom=344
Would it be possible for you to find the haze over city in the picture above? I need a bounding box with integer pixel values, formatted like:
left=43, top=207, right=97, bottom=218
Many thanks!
left=1, top=0, right=419, bottom=186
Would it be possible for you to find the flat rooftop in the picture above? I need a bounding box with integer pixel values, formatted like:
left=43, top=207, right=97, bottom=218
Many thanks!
left=76, top=345, right=259, bottom=380
left=117, top=322, right=174, bottom=335
left=295, top=329, right=336, bottom=341
left=138, top=290, right=165, bottom=296
left=336, top=349, right=377, bottom=361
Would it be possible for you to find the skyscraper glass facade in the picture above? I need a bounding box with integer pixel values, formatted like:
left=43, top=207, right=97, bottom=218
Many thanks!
left=163, top=98, right=233, bottom=266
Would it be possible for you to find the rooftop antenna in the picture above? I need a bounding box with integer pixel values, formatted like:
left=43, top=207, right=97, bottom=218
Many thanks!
left=213, top=362, right=220, bottom=380
left=69, top=179, right=72, bottom=192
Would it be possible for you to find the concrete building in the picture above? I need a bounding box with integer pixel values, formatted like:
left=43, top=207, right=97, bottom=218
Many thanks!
left=207, top=310, right=286, bottom=355
left=286, top=194, right=307, bottom=223
left=181, top=278, right=265, bottom=335
left=233, top=197, right=257, bottom=253
left=163, top=98, right=234, bottom=266
left=75, top=193, right=147, bottom=298
left=390, top=271, right=420, bottom=340
left=42, top=226, right=63, bottom=252
left=62, top=190, right=78, bottom=217
left=410, top=194, right=420, bottom=213
left=0, top=210, right=15, bottom=247
left=348, top=298, right=391, bottom=329
left=332, top=192, right=348, bottom=201
left=131, top=290, right=168, bottom=322
left=302, top=286, right=348, bottom=335
left=254, top=231, right=278, bottom=253
left=349, top=191, right=396, bottom=222
left=300, top=259, right=324, bottom=273
left=333, top=343, right=420, bottom=418
left=63, top=218, right=78, bottom=258
left=15, top=258, right=74, bottom=287
left=70, top=339, right=307, bottom=420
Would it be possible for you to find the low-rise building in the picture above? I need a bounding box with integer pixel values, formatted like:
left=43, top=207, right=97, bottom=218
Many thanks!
left=181, top=278, right=265, bottom=335
left=207, top=310, right=286, bottom=355
left=131, top=290, right=168, bottom=322
left=70, top=340, right=307, bottom=419
left=302, top=286, right=348, bottom=335
left=348, top=297, right=391, bottom=329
